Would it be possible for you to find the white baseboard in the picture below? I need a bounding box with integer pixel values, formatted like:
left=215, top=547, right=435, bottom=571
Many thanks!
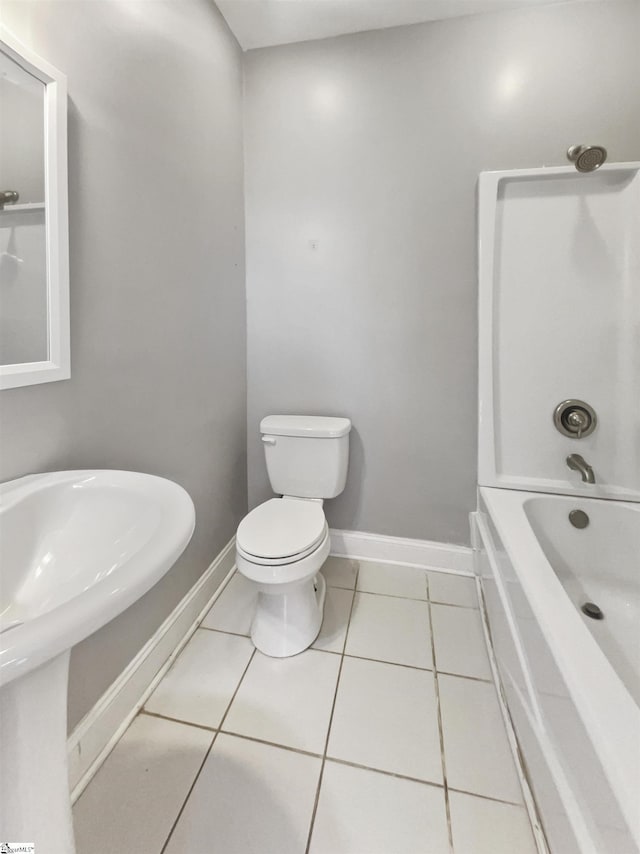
left=68, top=537, right=236, bottom=803
left=329, top=528, right=472, bottom=574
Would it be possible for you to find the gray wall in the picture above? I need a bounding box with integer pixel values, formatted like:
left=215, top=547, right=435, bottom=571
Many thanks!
left=0, top=0, right=246, bottom=730
left=244, top=0, right=640, bottom=545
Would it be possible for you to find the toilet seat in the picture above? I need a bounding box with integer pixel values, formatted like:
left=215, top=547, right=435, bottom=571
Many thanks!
left=236, top=530, right=327, bottom=566
left=236, top=497, right=326, bottom=563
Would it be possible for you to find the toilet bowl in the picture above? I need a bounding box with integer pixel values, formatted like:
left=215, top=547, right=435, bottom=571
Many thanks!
left=236, top=497, right=330, bottom=657
left=235, top=414, right=351, bottom=657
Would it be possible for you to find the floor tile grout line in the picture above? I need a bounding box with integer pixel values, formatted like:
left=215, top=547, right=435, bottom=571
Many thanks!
left=321, top=757, right=525, bottom=807
left=158, top=647, right=257, bottom=854
left=354, top=590, right=478, bottom=609
left=338, top=563, right=359, bottom=658
left=303, top=563, right=360, bottom=854
left=301, top=578, right=475, bottom=605
left=311, top=583, right=354, bottom=654
left=199, top=625, right=251, bottom=638
left=173, top=608, right=494, bottom=682
left=447, top=785, right=527, bottom=808
left=140, top=709, right=527, bottom=808
left=200, top=628, right=492, bottom=678
left=191, top=623, right=492, bottom=682
left=206, top=643, right=258, bottom=742
left=355, top=588, right=429, bottom=602
left=324, top=756, right=446, bottom=791
left=430, top=600, right=480, bottom=610
left=218, top=729, right=324, bottom=760
left=205, top=578, right=476, bottom=633
left=426, top=574, right=455, bottom=854
left=324, top=582, right=357, bottom=591
left=302, top=668, right=342, bottom=853
left=158, top=740, right=219, bottom=854
left=140, top=709, right=218, bottom=733
left=437, top=669, right=492, bottom=684
left=337, top=587, right=479, bottom=608
left=189, top=630, right=492, bottom=679
left=344, top=651, right=433, bottom=672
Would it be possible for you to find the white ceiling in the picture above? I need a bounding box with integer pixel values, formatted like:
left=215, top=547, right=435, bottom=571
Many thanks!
left=216, top=0, right=574, bottom=51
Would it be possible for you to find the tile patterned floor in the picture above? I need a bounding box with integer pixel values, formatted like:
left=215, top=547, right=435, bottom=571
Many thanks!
left=74, top=557, right=538, bottom=854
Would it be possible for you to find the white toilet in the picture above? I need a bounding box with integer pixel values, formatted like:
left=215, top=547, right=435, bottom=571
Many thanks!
left=235, top=414, right=351, bottom=657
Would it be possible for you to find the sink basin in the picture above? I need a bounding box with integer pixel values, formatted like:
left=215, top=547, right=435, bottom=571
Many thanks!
left=0, top=470, right=195, bottom=853
left=0, top=470, right=195, bottom=684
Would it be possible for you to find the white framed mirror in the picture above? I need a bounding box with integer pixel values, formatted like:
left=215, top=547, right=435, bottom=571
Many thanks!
left=0, top=26, right=69, bottom=390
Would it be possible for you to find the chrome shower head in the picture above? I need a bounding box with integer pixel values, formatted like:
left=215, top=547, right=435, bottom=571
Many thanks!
left=567, top=144, right=607, bottom=173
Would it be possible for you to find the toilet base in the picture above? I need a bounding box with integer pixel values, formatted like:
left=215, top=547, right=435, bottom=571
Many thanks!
left=251, top=572, right=327, bottom=657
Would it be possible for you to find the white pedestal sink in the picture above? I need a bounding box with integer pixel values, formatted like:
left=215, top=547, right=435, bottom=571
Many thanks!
left=0, top=470, right=195, bottom=854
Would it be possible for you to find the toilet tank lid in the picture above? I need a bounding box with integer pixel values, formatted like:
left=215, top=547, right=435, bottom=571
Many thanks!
left=260, top=415, right=351, bottom=438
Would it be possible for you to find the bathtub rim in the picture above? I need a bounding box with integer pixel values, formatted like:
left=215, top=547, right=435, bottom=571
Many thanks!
left=478, top=485, right=640, bottom=847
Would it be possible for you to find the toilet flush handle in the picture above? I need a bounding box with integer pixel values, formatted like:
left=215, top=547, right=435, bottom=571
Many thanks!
left=261, top=436, right=276, bottom=445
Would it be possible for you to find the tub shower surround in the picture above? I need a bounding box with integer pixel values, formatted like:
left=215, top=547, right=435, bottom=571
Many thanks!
left=475, top=161, right=640, bottom=854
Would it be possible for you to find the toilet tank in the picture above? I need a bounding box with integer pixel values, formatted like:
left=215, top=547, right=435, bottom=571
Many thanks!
left=260, top=415, right=351, bottom=499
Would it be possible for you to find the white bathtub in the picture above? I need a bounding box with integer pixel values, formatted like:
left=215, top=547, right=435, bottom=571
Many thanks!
left=474, top=487, right=640, bottom=854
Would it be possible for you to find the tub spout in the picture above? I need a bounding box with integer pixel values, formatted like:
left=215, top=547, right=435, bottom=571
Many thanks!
left=566, top=453, right=596, bottom=484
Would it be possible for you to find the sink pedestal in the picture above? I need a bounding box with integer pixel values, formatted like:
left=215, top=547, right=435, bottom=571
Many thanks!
left=0, top=469, right=196, bottom=853
left=0, top=651, right=75, bottom=854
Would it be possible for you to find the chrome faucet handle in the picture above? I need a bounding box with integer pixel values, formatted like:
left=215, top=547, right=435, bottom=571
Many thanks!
left=554, top=400, right=597, bottom=439
left=566, top=410, right=589, bottom=439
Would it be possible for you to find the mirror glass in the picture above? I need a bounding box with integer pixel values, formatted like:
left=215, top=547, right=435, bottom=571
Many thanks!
left=0, top=50, right=48, bottom=365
